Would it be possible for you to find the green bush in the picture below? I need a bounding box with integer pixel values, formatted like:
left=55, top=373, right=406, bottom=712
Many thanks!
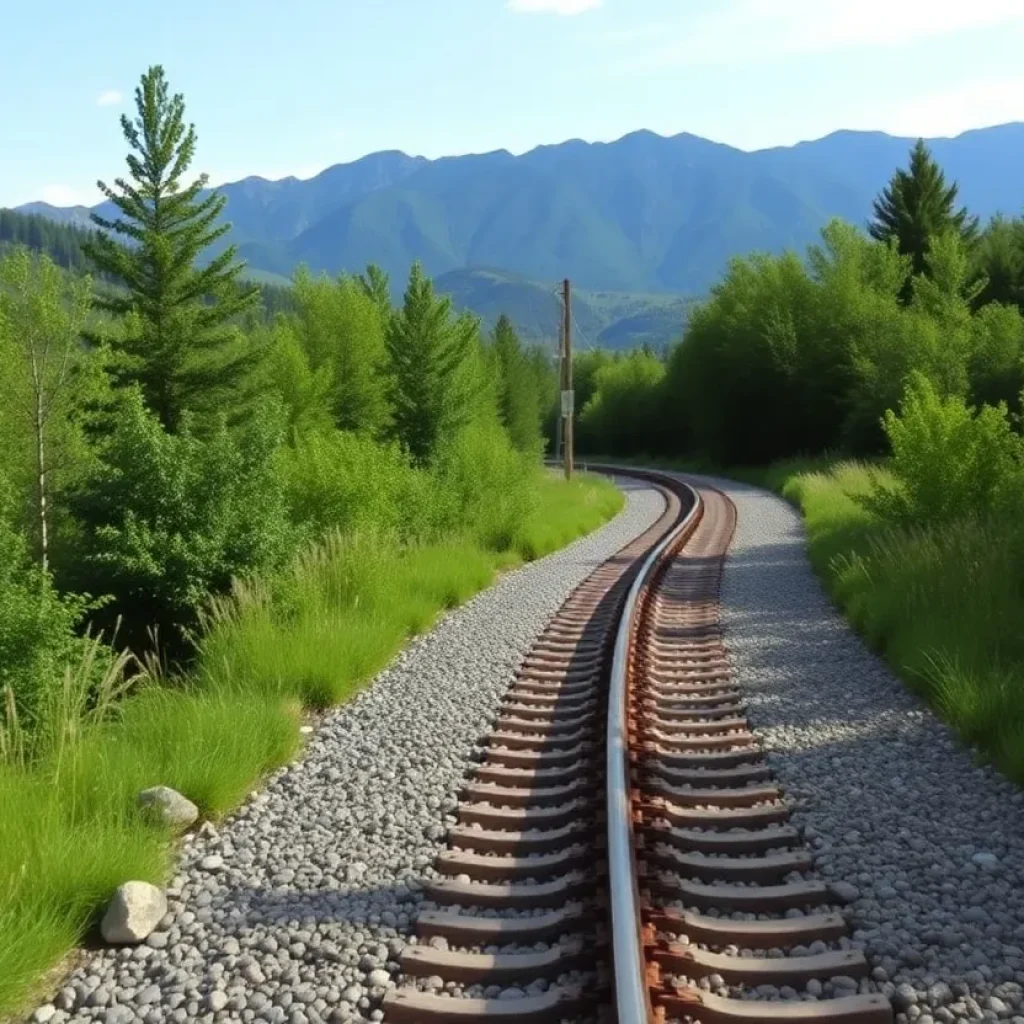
left=431, top=419, right=538, bottom=551
left=280, top=430, right=421, bottom=542
left=67, top=390, right=293, bottom=651
left=0, top=481, right=94, bottom=732
left=859, top=372, right=1024, bottom=525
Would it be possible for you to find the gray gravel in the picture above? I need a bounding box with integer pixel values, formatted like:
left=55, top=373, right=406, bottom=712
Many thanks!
left=28, top=479, right=664, bottom=1024
left=685, top=473, right=1024, bottom=1024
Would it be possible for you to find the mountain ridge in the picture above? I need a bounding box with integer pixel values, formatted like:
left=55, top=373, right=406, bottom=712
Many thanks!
left=11, top=122, right=1024, bottom=311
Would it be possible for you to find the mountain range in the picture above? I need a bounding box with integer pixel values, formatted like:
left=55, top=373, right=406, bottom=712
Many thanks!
left=13, top=123, right=1024, bottom=344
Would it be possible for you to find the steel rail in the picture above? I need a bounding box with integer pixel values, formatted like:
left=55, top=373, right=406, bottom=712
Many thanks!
left=606, top=473, right=702, bottom=1024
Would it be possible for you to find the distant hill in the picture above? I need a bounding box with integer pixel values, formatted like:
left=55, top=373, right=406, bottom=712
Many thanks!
left=434, top=267, right=690, bottom=349
left=12, top=123, right=1024, bottom=347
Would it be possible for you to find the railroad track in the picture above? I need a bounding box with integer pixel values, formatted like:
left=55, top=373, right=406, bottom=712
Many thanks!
left=382, top=470, right=896, bottom=1024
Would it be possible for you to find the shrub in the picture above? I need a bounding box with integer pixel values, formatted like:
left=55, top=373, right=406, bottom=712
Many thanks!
left=0, top=479, right=95, bottom=733
left=66, top=390, right=292, bottom=652
left=859, top=371, right=1024, bottom=526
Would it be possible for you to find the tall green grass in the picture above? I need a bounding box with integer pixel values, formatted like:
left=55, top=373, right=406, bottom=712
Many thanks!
left=0, top=469, right=622, bottom=1016
left=775, top=461, right=1024, bottom=785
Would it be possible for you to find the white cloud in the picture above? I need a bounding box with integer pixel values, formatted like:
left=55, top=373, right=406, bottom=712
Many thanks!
left=96, top=90, right=122, bottom=107
left=40, top=184, right=94, bottom=207
left=507, top=0, right=601, bottom=14
left=860, top=75, right=1024, bottom=139
left=615, top=0, right=1024, bottom=70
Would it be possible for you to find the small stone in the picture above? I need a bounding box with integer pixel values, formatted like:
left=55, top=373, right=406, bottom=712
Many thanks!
left=32, top=1006, right=56, bottom=1023
left=367, top=969, right=392, bottom=989
left=894, top=984, right=920, bottom=1011
left=207, top=990, right=229, bottom=1012
left=101, top=882, right=168, bottom=944
left=971, top=852, right=1000, bottom=871
left=137, top=985, right=162, bottom=1005
left=499, top=988, right=526, bottom=1000
left=829, top=881, right=861, bottom=904
left=87, top=987, right=111, bottom=1008
left=55, top=988, right=77, bottom=1011
left=137, top=786, right=199, bottom=829
left=806, top=979, right=823, bottom=997
left=342, top=986, right=362, bottom=1004
left=200, top=854, right=224, bottom=871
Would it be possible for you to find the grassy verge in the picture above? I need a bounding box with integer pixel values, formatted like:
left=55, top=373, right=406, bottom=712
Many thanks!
left=749, top=461, right=1024, bottom=786
left=0, top=470, right=623, bottom=1017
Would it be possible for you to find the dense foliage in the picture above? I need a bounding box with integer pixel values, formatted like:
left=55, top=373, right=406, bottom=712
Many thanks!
left=573, top=144, right=1024, bottom=466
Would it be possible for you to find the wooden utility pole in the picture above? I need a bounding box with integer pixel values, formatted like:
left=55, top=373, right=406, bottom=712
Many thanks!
left=561, top=278, right=573, bottom=479
left=553, top=333, right=563, bottom=463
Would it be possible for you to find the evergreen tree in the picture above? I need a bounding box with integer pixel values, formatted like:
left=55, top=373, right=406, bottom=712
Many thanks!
left=84, top=65, right=259, bottom=431
left=492, top=314, right=542, bottom=454
left=869, top=140, right=979, bottom=299
left=972, top=214, right=1024, bottom=312
left=385, top=262, right=477, bottom=464
left=357, top=263, right=392, bottom=318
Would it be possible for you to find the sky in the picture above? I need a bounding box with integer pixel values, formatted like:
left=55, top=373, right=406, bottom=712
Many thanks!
left=3, top=0, right=1024, bottom=208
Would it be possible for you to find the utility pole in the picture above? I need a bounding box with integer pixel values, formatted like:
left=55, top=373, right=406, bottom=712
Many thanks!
left=553, top=330, right=563, bottom=464
left=561, top=278, right=573, bottom=480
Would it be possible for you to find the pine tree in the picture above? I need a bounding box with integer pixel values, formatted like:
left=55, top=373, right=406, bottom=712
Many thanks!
left=385, top=262, right=477, bottom=464
left=869, top=140, right=979, bottom=298
left=492, top=314, right=542, bottom=454
left=84, top=65, right=259, bottom=431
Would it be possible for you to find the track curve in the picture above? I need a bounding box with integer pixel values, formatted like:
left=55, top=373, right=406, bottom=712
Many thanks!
left=382, top=469, right=896, bottom=1024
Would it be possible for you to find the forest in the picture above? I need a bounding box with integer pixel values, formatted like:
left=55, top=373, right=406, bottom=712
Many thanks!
left=0, top=67, right=619, bottom=1013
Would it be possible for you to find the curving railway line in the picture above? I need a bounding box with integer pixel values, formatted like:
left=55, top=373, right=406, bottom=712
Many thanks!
left=381, top=469, right=896, bottom=1024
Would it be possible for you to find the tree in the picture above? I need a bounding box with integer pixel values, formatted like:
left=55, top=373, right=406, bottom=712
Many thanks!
left=0, top=248, right=93, bottom=569
left=84, top=65, right=259, bottom=431
left=492, top=315, right=542, bottom=455
left=357, top=263, right=392, bottom=317
left=869, top=140, right=979, bottom=298
left=291, top=268, right=390, bottom=434
left=971, top=214, right=1024, bottom=312
left=384, top=262, right=478, bottom=464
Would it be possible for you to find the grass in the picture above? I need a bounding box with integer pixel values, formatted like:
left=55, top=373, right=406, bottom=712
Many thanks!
left=761, top=460, right=1024, bottom=786
left=0, top=469, right=622, bottom=1017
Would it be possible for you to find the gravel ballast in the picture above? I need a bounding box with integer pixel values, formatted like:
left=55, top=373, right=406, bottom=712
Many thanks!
left=30, top=479, right=665, bottom=1024
left=689, top=473, right=1024, bottom=1024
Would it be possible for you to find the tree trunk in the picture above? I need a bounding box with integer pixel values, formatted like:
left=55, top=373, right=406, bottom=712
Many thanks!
left=35, top=384, right=48, bottom=573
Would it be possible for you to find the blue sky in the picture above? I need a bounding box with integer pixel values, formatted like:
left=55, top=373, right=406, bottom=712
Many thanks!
left=3, top=0, right=1024, bottom=207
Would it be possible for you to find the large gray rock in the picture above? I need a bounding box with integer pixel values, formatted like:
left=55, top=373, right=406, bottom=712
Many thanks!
left=137, top=786, right=199, bottom=829
left=100, top=882, right=167, bottom=944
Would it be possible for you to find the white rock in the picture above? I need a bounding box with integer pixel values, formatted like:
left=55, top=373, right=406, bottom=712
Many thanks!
left=137, top=786, right=199, bottom=829
left=100, top=882, right=168, bottom=944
